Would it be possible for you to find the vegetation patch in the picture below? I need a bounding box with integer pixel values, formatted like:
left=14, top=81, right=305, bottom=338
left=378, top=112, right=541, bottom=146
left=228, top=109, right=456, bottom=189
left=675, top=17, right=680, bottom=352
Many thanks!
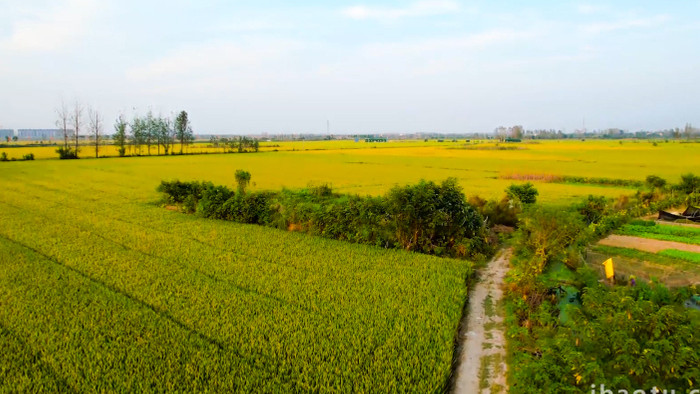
left=157, top=177, right=495, bottom=259
left=658, top=249, right=700, bottom=263
left=616, top=223, right=700, bottom=245
left=500, top=173, right=644, bottom=188
left=591, top=245, right=689, bottom=267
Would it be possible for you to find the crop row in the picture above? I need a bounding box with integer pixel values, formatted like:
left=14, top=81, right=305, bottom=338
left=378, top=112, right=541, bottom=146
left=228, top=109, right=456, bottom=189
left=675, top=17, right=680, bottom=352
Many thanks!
left=617, top=223, right=700, bottom=245
left=0, top=176, right=469, bottom=392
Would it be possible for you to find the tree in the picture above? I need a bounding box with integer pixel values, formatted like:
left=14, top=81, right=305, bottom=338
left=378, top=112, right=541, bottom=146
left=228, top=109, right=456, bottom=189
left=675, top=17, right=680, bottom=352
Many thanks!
left=55, top=100, right=78, bottom=159
left=677, top=173, right=700, bottom=195
left=645, top=175, right=667, bottom=191
left=144, top=111, right=155, bottom=155
left=55, top=101, right=70, bottom=149
left=71, top=101, right=83, bottom=157
left=506, top=183, right=538, bottom=204
left=510, top=125, right=523, bottom=139
left=88, top=106, right=103, bottom=158
left=576, top=195, right=608, bottom=225
left=385, top=178, right=483, bottom=253
left=130, top=116, right=146, bottom=155
left=235, top=170, right=251, bottom=194
left=684, top=123, right=694, bottom=140
left=209, top=135, right=219, bottom=149
left=155, top=116, right=174, bottom=155
left=175, top=111, right=194, bottom=154
left=113, top=114, right=128, bottom=157
left=515, top=206, right=585, bottom=275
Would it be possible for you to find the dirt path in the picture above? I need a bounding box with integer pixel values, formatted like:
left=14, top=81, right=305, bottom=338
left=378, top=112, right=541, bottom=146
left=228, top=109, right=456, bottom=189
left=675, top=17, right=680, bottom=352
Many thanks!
left=453, top=249, right=511, bottom=394
left=598, top=234, right=700, bottom=253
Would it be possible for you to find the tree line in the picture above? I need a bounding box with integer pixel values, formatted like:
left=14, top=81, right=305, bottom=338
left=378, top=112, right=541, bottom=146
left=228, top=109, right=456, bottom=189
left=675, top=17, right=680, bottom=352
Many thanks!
left=112, top=110, right=194, bottom=157
left=55, top=101, right=194, bottom=159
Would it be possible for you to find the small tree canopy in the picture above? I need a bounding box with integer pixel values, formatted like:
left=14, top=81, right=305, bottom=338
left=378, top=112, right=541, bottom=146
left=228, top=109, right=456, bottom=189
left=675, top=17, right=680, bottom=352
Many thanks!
left=506, top=182, right=538, bottom=204
left=235, top=170, right=252, bottom=194
left=645, top=175, right=667, bottom=190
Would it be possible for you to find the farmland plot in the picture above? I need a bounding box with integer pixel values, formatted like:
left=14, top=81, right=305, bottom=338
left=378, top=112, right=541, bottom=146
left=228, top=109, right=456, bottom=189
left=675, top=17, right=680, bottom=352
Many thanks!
left=0, top=162, right=470, bottom=392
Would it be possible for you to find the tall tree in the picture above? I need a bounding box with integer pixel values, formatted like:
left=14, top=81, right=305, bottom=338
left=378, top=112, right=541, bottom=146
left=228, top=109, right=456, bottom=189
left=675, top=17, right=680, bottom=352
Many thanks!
left=88, top=106, right=103, bottom=158
left=113, top=114, right=128, bottom=157
left=145, top=111, right=155, bottom=155
left=130, top=116, right=145, bottom=155
left=71, top=101, right=84, bottom=157
left=55, top=101, right=70, bottom=149
left=175, top=110, right=194, bottom=154
left=684, top=123, right=694, bottom=140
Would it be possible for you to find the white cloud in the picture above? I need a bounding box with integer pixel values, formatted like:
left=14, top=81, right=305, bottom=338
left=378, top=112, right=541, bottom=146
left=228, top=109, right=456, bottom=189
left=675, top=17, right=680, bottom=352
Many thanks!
left=360, top=28, right=536, bottom=57
left=125, top=39, right=307, bottom=94
left=0, top=0, right=100, bottom=52
left=582, top=14, right=671, bottom=34
left=576, top=4, right=609, bottom=15
left=342, top=0, right=460, bottom=21
left=210, top=20, right=295, bottom=33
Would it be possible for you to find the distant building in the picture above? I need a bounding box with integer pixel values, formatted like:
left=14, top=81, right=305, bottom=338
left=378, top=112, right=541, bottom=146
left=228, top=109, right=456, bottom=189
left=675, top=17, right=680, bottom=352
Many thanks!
left=0, top=129, right=14, bottom=141
left=17, top=129, right=61, bottom=140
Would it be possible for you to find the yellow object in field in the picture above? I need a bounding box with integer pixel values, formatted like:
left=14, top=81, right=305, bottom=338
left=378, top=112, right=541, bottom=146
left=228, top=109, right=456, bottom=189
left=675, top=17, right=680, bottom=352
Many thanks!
left=602, top=258, right=615, bottom=279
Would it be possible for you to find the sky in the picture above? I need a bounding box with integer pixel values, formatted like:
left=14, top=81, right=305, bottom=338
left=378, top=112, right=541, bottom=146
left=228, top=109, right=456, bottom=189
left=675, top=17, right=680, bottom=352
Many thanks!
left=1, top=0, right=699, bottom=134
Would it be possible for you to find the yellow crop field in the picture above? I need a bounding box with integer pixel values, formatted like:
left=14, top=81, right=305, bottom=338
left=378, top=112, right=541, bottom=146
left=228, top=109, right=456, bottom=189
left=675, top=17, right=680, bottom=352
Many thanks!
left=3, top=139, right=695, bottom=203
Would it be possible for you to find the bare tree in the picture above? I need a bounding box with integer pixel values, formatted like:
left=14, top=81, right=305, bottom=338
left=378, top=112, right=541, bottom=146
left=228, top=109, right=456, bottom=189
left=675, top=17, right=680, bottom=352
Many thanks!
left=684, top=123, right=694, bottom=140
left=88, top=106, right=103, bottom=158
left=55, top=101, right=70, bottom=148
left=71, top=101, right=84, bottom=157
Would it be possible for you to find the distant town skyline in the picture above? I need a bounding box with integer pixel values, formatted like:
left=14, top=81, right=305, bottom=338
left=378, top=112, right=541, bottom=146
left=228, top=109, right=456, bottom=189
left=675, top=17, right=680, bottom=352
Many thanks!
left=1, top=1, right=699, bottom=134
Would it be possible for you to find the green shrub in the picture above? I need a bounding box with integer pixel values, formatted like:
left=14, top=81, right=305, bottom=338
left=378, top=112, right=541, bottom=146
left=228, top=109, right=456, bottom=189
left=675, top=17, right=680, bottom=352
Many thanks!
left=56, top=147, right=78, bottom=159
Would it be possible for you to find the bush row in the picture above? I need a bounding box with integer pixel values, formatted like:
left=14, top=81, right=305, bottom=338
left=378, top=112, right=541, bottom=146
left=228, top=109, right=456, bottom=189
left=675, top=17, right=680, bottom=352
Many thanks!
left=157, top=178, right=494, bottom=259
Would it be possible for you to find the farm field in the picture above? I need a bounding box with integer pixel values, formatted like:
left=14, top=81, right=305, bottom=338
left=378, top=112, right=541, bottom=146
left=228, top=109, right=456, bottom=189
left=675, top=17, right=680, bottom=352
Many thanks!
left=1, top=139, right=698, bottom=390
left=0, top=164, right=470, bottom=391
left=591, top=221, right=700, bottom=287
left=2, top=139, right=698, bottom=204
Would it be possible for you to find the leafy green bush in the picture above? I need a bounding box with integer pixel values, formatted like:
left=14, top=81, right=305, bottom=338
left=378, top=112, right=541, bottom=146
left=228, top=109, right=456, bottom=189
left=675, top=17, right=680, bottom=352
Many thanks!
left=576, top=195, right=608, bottom=225
left=197, top=184, right=235, bottom=219
left=56, top=147, right=78, bottom=159
left=507, top=283, right=700, bottom=393
left=157, top=180, right=210, bottom=204
left=157, top=177, right=492, bottom=259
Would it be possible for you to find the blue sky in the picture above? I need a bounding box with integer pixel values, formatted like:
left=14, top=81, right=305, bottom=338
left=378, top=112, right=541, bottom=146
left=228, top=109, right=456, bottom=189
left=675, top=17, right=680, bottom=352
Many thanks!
left=1, top=0, right=699, bottom=134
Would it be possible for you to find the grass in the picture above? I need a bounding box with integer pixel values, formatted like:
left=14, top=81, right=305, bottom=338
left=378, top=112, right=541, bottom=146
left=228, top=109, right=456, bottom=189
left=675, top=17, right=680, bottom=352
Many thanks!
left=0, top=162, right=471, bottom=391
left=658, top=249, right=700, bottom=263
left=591, top=245, right=691, bottom=267
left=483, top=294, right=495, bottom=317
left=616, top=223, right=700, bottom=245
